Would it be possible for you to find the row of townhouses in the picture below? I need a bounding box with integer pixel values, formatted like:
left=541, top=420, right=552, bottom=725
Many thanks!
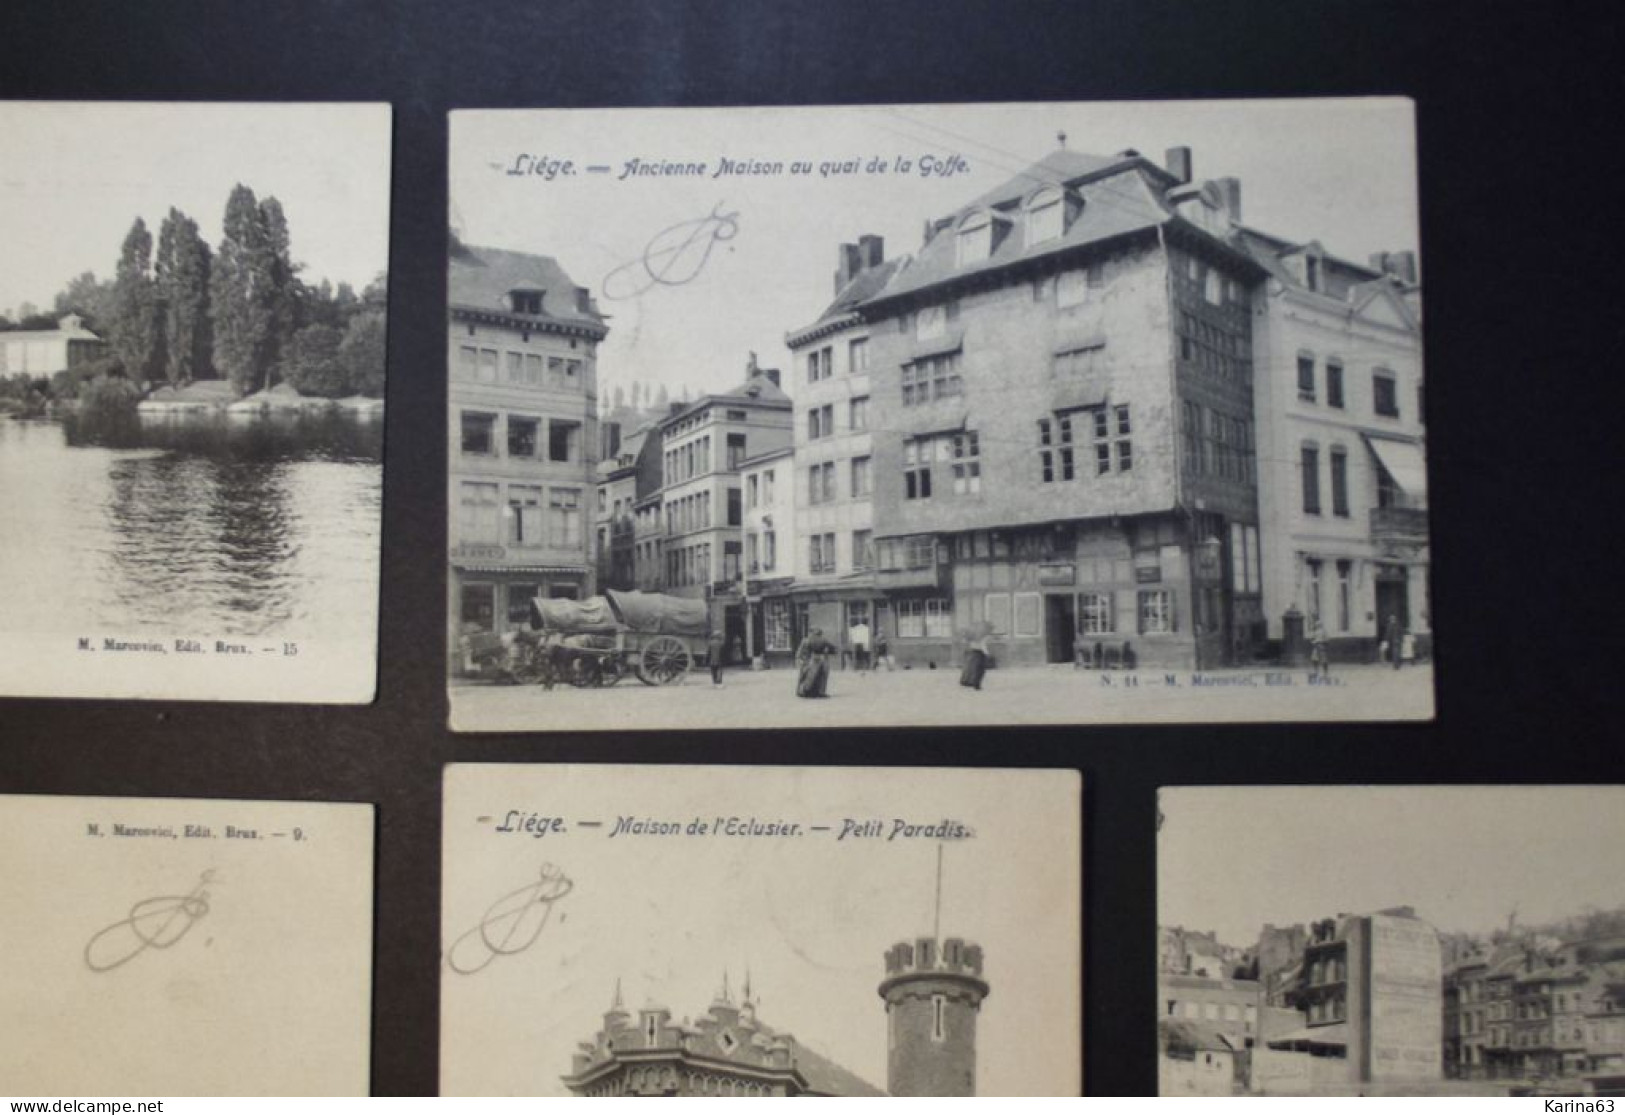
left=448, top=144, right=1427, bottom=674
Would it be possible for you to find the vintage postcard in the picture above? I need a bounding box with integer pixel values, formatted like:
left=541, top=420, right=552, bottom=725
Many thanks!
left=0, top=794, right=374, bottom=1095
left=446, top=100, right=1430, bottom=731
left=1157, top=786, right=1625, bottom=1097
left=0, top=102, right=391, bottom=703
left=441, top=764, right=1082, bottom=1095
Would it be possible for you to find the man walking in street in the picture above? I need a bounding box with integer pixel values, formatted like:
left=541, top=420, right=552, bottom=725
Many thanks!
left=708, top=628, right=726, bottom=686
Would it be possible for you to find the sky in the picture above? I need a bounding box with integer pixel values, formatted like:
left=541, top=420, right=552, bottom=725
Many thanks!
left=1159, top=786, right=1625, bottom=947
left=441, top=764, right=1081, bottom=1096
left=451, top=99, right=1418, bottom=401
left=0, top=102, right=392, bottom=318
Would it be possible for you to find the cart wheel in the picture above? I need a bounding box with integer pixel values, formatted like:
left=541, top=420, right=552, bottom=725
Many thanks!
left=641, top=636, right=690, bottom=685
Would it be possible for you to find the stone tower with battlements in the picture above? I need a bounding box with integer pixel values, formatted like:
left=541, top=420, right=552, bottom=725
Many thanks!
left=878, top=936, right=990, bottom=1096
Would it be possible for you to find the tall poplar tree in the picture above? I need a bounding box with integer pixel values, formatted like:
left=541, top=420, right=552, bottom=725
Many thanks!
left=211, top=185, right=295, bottom=395
left=155, top=208, right=213, bottom=387
left=111, top=218, right=164, bottom=384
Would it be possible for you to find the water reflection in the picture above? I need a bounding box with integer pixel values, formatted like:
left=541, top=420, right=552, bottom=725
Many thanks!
left=0, top=411, right=381, bottom=640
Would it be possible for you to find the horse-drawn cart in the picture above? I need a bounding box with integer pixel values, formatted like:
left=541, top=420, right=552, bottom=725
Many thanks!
left=528, top=589, right=708, bottom=688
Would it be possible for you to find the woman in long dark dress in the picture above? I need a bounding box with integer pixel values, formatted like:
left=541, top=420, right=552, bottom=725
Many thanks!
left=959, top=630, right=990, bottom=690
left=795, top=628, right=835, bottom=698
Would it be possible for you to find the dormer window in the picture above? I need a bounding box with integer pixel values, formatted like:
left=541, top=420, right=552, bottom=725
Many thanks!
left=956, top=210, right=993, bottom=267
left=1026, top=187, right=1065, bottom=246
left=1304, top=254, right=1322, bottom=294
left=510, top=289, right=544, bottom=315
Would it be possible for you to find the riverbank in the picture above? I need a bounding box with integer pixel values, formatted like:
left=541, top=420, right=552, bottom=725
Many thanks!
left=139, top=380, right=383, bottom=418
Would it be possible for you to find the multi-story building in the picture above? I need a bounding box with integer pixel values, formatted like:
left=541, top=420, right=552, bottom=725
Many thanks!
left=0, top=313, right=106, bottom=377
left=1242, top=230, right=1427, bottom=662
left=563, top=934, right=987, bottom=1097
left=1161, top=973, right=1264, bottom=1047
left=655, top=359, right=792, bottom=646
left=739, top=444, right=794, bottom=663
left=594, top=420, right=661, bottom=592
left=1266, top=909, right=1442, bottom=1090
left=854, top=145, right=1266, bottom=670
left=783, top=235, right=902, bottom=658
left=447, top=242, right=606, bottom=668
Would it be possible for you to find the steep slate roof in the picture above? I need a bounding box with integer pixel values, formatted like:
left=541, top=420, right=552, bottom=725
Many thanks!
left=448, top=242, right=606, bottom=333
left=869, top=150, right=1176, bottom=305
left=1232, top=225, right=1394, bottom=303
left=660, top=371, right=791, bottom=428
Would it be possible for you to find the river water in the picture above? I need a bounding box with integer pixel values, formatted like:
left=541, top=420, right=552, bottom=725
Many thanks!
left=0, top=410, right=382, bottom=641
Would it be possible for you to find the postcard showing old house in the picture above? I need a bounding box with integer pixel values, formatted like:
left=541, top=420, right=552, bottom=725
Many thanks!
left=441, top=764, right=1082, bottom=1096
left=1157, top=786, right=1625, bottom=1097
left=0, top=794, right=374, bottom=1094
left=0, top=102, right=391, bottom=703
left=446, top=100, right=1431, bottom=731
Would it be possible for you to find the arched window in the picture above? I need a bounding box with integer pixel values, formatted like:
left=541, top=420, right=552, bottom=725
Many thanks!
left=1026, top=187, right=1065, bottom=246
left=956, top=210, right=993, bottom=266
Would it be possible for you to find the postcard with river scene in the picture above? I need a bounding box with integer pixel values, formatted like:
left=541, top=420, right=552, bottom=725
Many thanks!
left=440, top=763, right=1082, bottom=1096
left=447, top=101, right=1430, bottom=731
left=0, top=102, right=390, bottom=703
left=0, top=793, right=374, bottom=1095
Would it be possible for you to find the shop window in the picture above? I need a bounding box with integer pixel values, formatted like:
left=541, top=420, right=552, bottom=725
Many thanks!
left=1079, top=591, right=1115, bottom=634
left=985, top=593, right=1011, bottom=635
left=460, top=583, right=495, bottom=632
left=1138, top=589, right=1175, bottom=634
left=507, top=583, right=539, bottom=627
left=1014, top=592, right=1041, bottom=637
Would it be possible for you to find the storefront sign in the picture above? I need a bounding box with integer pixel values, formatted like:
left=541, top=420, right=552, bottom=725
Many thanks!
left=1037, top=563, right=1076, bottom=586
left=451, top=543, right=506, bottom=562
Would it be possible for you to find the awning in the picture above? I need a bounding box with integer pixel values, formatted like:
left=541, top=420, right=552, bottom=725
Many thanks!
left=1363, top=436, right=1428, bottom=499
left=1266, top=1022, right=1349, bottom=1050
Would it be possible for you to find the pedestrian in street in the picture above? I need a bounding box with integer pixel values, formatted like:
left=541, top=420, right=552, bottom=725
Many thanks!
left=1385, top=613, right=1403, bottom=670
left=874, top=631, right=894, bottom=672
left=708, top=628, right=725, bottom=687
left=1308, top=616, right=1329, bottom=678
left=850, top=618, right=871, bottom=672
left=795, top=628, right=835, bottom=698
left=959, top=623, right=991, bottom=690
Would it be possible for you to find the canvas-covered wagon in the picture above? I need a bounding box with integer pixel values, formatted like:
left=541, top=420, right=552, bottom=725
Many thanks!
left=527, top=589, right=708, bottom=687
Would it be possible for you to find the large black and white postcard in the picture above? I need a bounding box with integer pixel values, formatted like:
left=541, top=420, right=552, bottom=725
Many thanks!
left=446, top=101, right=1430, bottom=731
left=1157, top=786, right=1625, bottom=1096
left=0, top=102, right=390, bottom=703
left=0, top=794, right=374, bottom=1094
left=441, top=764, right=1082, bottom=1096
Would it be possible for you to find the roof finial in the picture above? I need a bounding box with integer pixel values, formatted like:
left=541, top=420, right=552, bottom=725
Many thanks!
left=721, top=969, right=732, bottom=1003
left=612, top=977, right=624, bottom=1011
left=1057, top=130, right=1067, bottom=150
left=743, top=967, right=753, bottom=1005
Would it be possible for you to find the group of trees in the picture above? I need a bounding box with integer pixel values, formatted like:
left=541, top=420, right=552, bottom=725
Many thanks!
left=2, top=183, right=385, bottom=402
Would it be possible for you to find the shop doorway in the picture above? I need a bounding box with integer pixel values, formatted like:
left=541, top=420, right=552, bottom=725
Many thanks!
left=1045, top=594, right=1076, bottom=664
left=1375, top=567, right=1410, bottom=636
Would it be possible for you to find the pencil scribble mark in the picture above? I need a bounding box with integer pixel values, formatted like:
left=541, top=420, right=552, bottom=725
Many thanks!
left=447, top=863, right=573, bottom=976
left=85, top=870, right=217, bottom=973
left=602, top=203, right=739, bottom=301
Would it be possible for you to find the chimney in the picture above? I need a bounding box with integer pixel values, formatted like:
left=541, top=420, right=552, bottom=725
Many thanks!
left=1217, top=177, right=1242, bottom=223
left=1165, top=146, right=1193, bottom=185
left=1368, top=251, right=1391, bottom=274
left=859, top=233, right=885, bottom=269
left=835, top=242, right=862, bottom=294
left=761, top=367, right=780, bottom=388
left=1392, top=250, right=1419, bottom=285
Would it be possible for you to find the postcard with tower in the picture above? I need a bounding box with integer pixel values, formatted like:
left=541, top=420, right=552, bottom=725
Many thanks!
left=446, top=100, right=1430, bottom=731
left=440, top=764, right=1083, bottom=1096
left=0, top=102, right=390, bottom=704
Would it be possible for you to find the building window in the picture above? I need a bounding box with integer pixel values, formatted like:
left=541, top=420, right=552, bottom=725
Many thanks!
left=849, top=337, right=869, bottom=373
left=1301, top=445, right=1322, bottom=514
left=932, top=994, right=947, bottom=1042
left=1039, top=418, right=1077, bottom=482
left=809, top=532, right=836, bottom=575
left=727, top=432, right=747, bottom=471
left=1306, top=558, right=1323, bottom=624
left=1053, top=342, right=1104, bottom=377
left=951, top=432, right=981, bottom=494
left=898, top=598, right=953, bottom=639
left=1327, top=361, right=1345, bottom=408
left=761, top=468, right=775, bottom=506
left=1330, top=447, right=1350, bottom=517
left=1092, top=406, right=1132, bottom=474
left=849, top=395, right=869, bottom=431
left=1305, top=254, right=1321, bottom=292
left=457, top=344, right=478, bottom=378
left=956, top=211, right=992, bottom=266
left=458, top=481, right=500, bottom=543
left=1203, top=267, right=1222, bottom=305
left=1138, top=589, right=1174, bottom=634
left=808, top=404, right=834, bottom=440
left=901, top=353, right=962, bottom=405
left=746, top=474, right=758, bottom=510
left=507, top=485, right=543, bottom=546
left=851, top=455, right=872, bottom=498
left=1056, top=269, right=1090, bottom=309
left=549, top=488, right=581, bottom=547
left=461, top=412, right=496, bottom=455
left=762, top=530, right=776, bottom=571
left=1297, top=354, right=1316, bottom=401
left=507, top=416, right=538, bottom=458
left=460, top=582, right=495, bottom=632
left=549, top=420, right=579, bottom=463
left=1079, top=591, right=1114, bottom=634
left=506, top=583, right=538, bottom=628
left=903, top=440, right=933, bottom=500
left=808, top=461, right=836, bottom=505
left=727, top=487, right=742, bottom=527
left=807, top=346, right=832, bottom=383
left=477, top=348, right=498, bottom=383
left=1374, top=370, right=1400, bottom=417
left=1182, top=402, right=1202, bottom=474
left=1026, top=188, right=1064, bottom=246
left=852, top=530, right=873, bottom=571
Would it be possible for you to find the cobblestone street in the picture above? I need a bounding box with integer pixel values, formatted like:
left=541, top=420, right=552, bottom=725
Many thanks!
left=450, top=661, right=1434, bottom=732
